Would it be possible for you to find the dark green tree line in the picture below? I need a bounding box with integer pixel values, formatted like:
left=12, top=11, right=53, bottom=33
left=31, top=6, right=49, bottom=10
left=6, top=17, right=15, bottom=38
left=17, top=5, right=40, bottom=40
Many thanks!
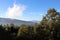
left=0, top=8, right=60, bottom=40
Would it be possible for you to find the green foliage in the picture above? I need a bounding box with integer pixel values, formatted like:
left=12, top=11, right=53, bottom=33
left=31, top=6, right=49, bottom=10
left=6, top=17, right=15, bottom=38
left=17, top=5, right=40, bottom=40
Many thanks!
left=0, top=8, right=60, bottom=40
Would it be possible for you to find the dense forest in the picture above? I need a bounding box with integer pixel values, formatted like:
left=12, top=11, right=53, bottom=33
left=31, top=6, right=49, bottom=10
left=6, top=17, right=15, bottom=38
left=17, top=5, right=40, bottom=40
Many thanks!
left=0, top=8, right=60, bottom=40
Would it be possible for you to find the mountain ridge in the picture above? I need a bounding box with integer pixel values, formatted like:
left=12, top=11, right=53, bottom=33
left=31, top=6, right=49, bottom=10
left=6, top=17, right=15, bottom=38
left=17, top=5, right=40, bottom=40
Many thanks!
left=0, top=18, right=37, bottom=26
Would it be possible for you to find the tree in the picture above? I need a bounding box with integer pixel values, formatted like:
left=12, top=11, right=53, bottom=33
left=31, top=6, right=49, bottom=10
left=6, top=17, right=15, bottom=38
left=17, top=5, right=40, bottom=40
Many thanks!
left=40, top=16, right=48, bottom=30
left=47, top=8, right=57, bottom=18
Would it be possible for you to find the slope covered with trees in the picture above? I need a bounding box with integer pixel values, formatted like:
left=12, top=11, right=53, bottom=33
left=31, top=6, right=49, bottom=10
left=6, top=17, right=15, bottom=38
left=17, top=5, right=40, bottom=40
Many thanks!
left=0, top=8, right=60, bottom=40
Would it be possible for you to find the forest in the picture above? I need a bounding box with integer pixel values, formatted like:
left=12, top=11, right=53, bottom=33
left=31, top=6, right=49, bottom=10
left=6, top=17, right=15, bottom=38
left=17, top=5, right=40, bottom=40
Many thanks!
left=0, top=8, right=60, bottom=40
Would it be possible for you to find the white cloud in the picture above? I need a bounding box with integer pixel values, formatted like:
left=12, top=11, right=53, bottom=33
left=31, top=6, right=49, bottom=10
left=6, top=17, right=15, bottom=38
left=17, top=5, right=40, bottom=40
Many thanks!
left=6, top=3, right=26, bottom=19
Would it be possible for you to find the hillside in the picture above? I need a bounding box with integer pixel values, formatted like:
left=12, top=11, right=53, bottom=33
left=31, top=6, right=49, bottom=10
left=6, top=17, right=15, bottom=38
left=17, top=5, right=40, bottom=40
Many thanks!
left=0, top=18, right=36, bottom=26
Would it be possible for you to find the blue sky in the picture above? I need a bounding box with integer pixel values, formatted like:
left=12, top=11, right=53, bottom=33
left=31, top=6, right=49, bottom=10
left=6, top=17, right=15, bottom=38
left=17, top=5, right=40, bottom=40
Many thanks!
left=0, top=0, right=60, bottom=21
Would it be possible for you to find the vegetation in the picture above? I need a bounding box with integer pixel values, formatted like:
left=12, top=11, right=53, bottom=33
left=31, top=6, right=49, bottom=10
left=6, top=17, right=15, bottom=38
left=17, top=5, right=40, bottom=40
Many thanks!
left=0, top=8, right=60, bottom=40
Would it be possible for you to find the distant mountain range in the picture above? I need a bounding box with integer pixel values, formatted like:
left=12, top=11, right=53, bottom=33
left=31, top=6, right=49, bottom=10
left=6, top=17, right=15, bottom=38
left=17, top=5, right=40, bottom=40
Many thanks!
left=32, top=20, right=40, bottom=23
left=0, top=18, right=38, bottom=26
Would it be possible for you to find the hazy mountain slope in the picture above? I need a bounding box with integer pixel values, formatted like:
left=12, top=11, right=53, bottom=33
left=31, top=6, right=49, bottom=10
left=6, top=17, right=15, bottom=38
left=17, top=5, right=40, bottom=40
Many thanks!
left=0, top=18, right=36, bottom=26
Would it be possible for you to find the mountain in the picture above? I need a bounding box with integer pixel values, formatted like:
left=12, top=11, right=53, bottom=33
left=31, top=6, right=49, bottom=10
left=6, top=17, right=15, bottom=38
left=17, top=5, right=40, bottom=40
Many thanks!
left=32, top=20, right=40, bottom=23
left=0, top=18, right=36, bottom=26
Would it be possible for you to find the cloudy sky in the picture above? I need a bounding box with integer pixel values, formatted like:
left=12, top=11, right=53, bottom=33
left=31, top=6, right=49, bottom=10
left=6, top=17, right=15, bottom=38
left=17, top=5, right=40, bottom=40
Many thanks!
left=0, top=0, right=60, bottom=21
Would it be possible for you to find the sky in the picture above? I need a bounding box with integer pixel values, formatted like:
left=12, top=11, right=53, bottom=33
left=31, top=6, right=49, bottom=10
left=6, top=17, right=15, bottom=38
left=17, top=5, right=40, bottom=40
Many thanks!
left=0, top=0, right=60, bottom=21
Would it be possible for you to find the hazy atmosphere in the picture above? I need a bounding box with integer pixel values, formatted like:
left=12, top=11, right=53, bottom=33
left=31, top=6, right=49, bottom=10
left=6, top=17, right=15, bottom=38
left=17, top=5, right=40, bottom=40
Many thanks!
left=0, top=0, right=60, bottom=21
left=0, top=0, right=60, bottom=40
